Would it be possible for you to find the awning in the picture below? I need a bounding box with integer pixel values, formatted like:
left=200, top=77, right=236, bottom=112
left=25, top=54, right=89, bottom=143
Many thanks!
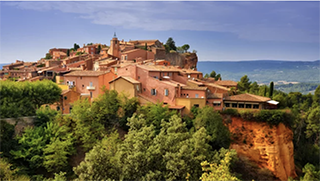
left=213, top=101, right=221, bottom=104
left=81, top=93, right=90, bottom=96
left=267, top=100, right=279, bottom=105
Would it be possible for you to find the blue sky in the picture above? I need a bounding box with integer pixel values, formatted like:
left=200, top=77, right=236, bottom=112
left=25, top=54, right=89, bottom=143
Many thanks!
left=0, top=1, right=319, bottom=63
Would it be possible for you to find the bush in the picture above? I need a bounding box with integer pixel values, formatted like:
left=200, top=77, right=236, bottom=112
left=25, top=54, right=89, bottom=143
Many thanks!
left=221, top=109, right=293, bottom=127
left=221, top=109, right=239, bottom=117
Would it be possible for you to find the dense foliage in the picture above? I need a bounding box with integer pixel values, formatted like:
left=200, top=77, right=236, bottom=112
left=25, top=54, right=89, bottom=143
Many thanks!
left=0, top=80, right=61, bottom=118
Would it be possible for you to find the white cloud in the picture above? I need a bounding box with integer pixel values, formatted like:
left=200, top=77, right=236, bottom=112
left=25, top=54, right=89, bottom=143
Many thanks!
left=3, top=1, right=319, bottom=43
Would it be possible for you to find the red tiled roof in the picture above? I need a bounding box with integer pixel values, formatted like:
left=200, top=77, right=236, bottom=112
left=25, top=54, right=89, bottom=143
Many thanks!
left=225, top=93, right=271, bottom=102
left=214, top=80, right=238, bottom=86
left=181, top=86, right=207, bottom=91
left=67, top=61, right=85, bottom=68
left=109, top=76, right=140, bottom=84
left=64, top=71, right=108, bottom=77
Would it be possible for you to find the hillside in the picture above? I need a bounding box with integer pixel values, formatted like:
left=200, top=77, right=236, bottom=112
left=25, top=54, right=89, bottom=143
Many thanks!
left=197, top=60, right=320, bottom=84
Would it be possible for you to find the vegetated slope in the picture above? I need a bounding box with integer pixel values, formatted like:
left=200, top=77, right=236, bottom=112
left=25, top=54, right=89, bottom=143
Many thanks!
left=197, top=60, right=320, bottom=84
left=275, top=83, right=319, bottom=95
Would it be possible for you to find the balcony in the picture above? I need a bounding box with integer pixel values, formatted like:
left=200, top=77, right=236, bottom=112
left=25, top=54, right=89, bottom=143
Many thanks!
left=87, top=86, right=95, bottom=90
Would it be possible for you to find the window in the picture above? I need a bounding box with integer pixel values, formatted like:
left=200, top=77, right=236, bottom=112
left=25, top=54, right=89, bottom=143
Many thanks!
left=164, top=89, right=169, bottom=96
left=80, top=77, right=82, bottom=79
left=91, top=48, right=94, bottom=50
left=239, top=103, right=245, bottom=108
left=57, top=106, right=60, bottom=111
left=136, top=85, right=140, bottom=91
left=151, top=89, right=157, bottom=95
left=253, top=104, right=259, bottom=109
left=246, top=104, right=252, bottom=108
left=138, top=76, right=140, bottom=80
left=82, top=85, right=84, bottom=88
left=232, top=103, right=237, bottom=108
left=89, top=82, right=93, bottom=87
left=125, top=56, right=127, bottom=60
left=225, top=103, right=230, bottom=107
left=193, top=104, right=199, bottom=108
left=153, top=76, right=158, bottom=79
left=143, top=88, right=146, bottom=92
left=90, top=92, right=93, bottom=98
left=169, top=73, right=172, bottom=76
left=195, top=94, right=199, bottom=98
left=213, top=103, right=221, bottom=107
left=64, top=96, right=67, bottom=100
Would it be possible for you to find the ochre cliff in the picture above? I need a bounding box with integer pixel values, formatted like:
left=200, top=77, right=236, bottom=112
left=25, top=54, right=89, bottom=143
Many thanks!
left=165, top=52, right=198, bottom=69
left=227, top=117, right=297, bottom=181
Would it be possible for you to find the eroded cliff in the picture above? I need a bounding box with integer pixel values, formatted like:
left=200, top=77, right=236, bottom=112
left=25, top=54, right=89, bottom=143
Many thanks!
left=226, top=117, right=297, bottom=180
left=165, top=52, right=198, bottom=69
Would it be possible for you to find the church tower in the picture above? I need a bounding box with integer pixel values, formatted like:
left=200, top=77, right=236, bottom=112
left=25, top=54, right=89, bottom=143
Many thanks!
left=108, top=32, right=120, bottom=58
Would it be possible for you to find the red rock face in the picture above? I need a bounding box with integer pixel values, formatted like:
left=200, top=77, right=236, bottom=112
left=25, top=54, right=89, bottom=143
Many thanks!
left=165, top=52, right=198, bottom=69
left=227, top=117, right=297, bottom=181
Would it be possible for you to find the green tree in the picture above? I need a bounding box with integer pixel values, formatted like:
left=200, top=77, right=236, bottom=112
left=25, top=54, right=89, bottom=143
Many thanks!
left=74, top=131, right=121, bottom=180
left=71, top=99, right=105, bottom=151
left=66, top=49, right=70, bottom=56
left=194, top=106, right=231, bottom=150
left=118, top=114, right=212, bottom=180
left=73, top=43, right=80, bottom=50
left=165, top=37, right=177, bottom=51
left=249, top=81, right=259, bottom=95
left=313, top=85, right=320, bottom=106
left=215, top=74, right=221, bottom=81
left=269, top=81, right=274, bottom=98
left=305, top=106, right=320, bottom=144
left=200, top=150, right=240, bottom=181
left=35, top=107, right=58, bottom=127
left=97, top=45, right=101, bottom=54
left=209, top=71, right=216, bottom=78
left=91, top=89, right=120, bottom=127
left=181, top=44, right=190, bottom=53
left=238, top=75, right=251, bottom=92
left=204, top=73, right=209, bottom=78
left=137, top=103, right=176, bottom=134
left=0, top=121, right=17, bottom=159
left=118, top=93, right=139, bottom=131
left=42, top=122, right=75, bottom=173
left=45, top=53, right=52, bottom=59
left=0, top=157, right=30, bottom=181
left=300, top=163, right=320, bottom=181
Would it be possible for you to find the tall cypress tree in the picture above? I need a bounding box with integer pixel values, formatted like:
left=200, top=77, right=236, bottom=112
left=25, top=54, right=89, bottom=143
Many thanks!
left=269, top=81, right=274, bottom=98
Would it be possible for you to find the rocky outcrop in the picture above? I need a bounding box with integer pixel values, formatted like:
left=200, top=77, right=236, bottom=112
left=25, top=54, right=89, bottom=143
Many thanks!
left=165, top=52, right=198, bottom=69
left=226, top=117, right=297, bottom=181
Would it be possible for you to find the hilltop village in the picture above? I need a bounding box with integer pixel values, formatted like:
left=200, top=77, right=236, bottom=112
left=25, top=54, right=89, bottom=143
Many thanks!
left=0, top=35, right=279, bottom=114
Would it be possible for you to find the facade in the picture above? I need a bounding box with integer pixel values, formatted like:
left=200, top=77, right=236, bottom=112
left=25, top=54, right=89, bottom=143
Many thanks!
left=121, top=49, right=155, bottom=62
left=64, top=70, right=117, bottom=100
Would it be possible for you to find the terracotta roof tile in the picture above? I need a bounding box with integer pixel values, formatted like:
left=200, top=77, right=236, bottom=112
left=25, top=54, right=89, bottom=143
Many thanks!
left=64, top=71, right=108, bottom=77
left=214, top=80, right=238, bottom=86
left=204, top=83, right=230, bottom=91
left=181, top=86, right=207, bottom=91
left=225, top=93, right=271, bottom=102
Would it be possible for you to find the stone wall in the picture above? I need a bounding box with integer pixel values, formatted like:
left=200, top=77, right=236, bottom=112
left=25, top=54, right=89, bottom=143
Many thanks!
left=1, top=116, right=36, bottom=136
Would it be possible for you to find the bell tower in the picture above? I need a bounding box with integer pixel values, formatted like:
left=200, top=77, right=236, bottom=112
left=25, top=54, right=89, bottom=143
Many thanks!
left=108, top=32, right=120, bottom=58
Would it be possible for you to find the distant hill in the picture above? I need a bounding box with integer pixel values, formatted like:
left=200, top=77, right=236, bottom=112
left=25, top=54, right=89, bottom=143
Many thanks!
left=197, top=60, right=320, bottom=84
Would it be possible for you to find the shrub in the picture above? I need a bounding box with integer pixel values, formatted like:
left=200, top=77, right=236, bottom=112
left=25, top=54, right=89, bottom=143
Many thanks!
left=221, top=109, right=239, bottom=117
